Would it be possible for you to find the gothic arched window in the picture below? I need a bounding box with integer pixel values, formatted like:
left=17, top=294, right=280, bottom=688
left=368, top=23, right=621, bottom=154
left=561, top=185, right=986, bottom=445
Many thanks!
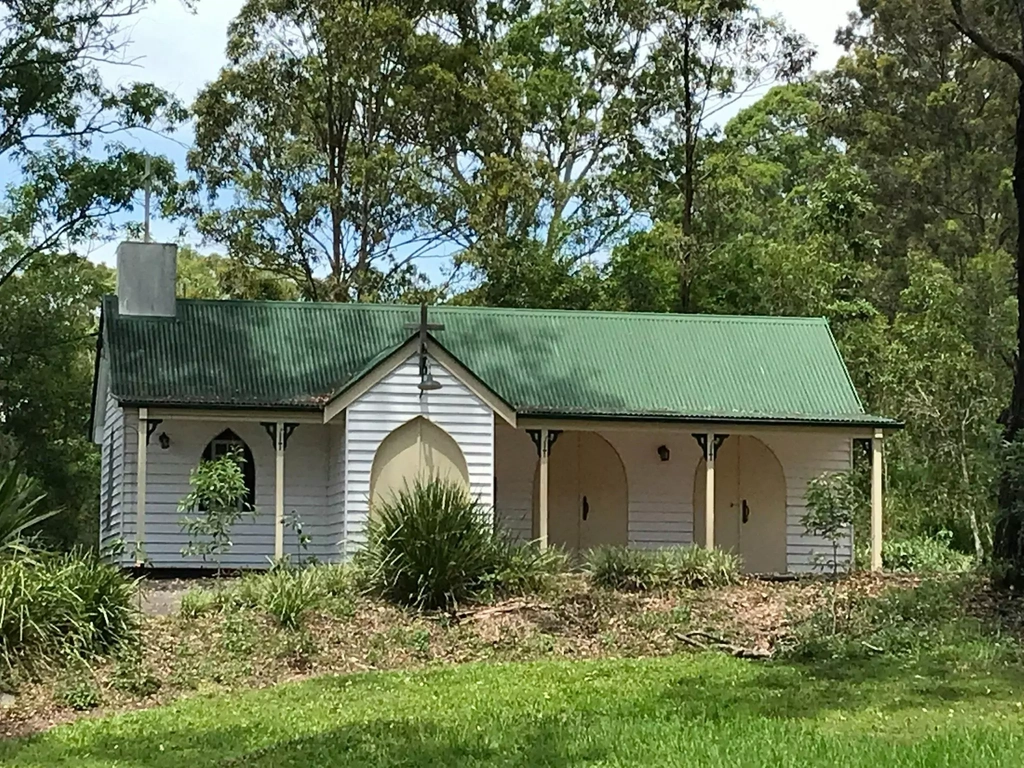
left=202, top=429, right=256, bottom=509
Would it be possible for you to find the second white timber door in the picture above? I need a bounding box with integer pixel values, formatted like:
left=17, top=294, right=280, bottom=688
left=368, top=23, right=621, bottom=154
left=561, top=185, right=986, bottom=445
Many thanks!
left=694, top=436, right=787, bottom=573
left=534, top=432, right=628, bottom=551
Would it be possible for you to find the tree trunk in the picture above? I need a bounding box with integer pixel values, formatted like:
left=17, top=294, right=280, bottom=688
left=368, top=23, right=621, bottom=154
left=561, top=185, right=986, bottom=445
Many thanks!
left=995, top=82, right=1024, bottom=566
left=959, top=434, right=985, bottom=560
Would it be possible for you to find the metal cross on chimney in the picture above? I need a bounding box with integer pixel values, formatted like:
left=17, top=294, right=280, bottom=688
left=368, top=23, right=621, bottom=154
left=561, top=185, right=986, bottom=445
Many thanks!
left=404, top=304, right=445, bottom=392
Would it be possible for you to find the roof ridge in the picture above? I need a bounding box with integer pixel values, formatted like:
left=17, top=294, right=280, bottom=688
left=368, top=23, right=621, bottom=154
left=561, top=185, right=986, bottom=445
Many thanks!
left=169, top=297, right=827, bottom=324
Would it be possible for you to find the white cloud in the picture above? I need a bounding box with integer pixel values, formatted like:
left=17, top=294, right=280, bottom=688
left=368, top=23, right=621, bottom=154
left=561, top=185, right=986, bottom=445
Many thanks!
left=102, top=0, right=245, bottom=104
left=760, top=0, right=855, bottom=70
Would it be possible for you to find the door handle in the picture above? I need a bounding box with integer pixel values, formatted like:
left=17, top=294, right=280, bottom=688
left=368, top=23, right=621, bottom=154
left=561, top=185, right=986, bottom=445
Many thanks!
left=582, top=496, right=589, bottom=521
left=742, top=499, right=750, bottom=524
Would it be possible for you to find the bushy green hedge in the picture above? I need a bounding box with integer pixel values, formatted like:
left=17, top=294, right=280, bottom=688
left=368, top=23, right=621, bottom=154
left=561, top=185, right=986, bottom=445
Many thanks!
left=236, top=565, right=356, bottom=627
left=882, top=531, right=975, bottom=573
left=180, top=563, right=357, bottom=628
left=357, top=477, right=565, bottom=610
left=490, top=538, right=567, bottom=597
left=0, top=547, right=138, bottom=672
left=785, top=576, right=1008, bottom=662
left=585, top=546, right=741, bottom=591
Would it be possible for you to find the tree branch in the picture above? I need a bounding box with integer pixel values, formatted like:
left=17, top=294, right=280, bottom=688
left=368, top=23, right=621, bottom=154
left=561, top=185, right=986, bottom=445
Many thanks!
left=950, top=0, right=1024, bottom=79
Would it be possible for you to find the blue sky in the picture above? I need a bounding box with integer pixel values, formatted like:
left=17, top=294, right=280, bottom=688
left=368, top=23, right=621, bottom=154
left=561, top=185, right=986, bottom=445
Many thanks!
left=86, top=0, right=857, bottom=267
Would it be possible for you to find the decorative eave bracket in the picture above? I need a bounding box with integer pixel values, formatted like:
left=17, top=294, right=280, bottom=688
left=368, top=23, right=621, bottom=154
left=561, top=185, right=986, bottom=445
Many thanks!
left=261, top=422, right=299, bottom=450
left=527, top=429, right=562, bottom=457
left=693, top=433, right=729, bottom=460
left=144, top=419, right=163, bottom=445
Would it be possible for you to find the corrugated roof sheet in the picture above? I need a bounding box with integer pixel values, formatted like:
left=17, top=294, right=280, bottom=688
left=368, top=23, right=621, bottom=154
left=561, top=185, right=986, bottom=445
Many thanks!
left=101, top=297, right=897, bottom=426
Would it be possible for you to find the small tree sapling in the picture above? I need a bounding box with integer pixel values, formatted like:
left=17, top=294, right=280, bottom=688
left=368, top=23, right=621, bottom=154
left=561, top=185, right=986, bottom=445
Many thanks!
left=179, top=449, right=254, bottom=576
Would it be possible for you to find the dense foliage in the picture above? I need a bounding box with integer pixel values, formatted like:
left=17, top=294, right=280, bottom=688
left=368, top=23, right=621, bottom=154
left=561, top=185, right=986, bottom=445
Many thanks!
left=0, top=548, right=138, bottom=675
left=0, top=464, right=59, bottom=546
left=0, top=0, right=181, bottom=549
left=585, top=546, right=741, bottom=591
left=881, top=531, right=976, bottom=573
left=786, top=575, right=1003, bottom=662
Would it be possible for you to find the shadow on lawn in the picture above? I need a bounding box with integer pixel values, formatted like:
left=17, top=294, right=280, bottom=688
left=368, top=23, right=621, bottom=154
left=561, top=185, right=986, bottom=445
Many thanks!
left=13, top=717, right=604, bottom=768
left=219, top=718, right=601, bottom=768
left=658, top=652, right=1024, bottom=723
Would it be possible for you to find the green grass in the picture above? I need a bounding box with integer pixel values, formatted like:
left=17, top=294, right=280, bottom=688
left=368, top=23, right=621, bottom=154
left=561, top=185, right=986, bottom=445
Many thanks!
left=4, top=652, right=1024, bottom=767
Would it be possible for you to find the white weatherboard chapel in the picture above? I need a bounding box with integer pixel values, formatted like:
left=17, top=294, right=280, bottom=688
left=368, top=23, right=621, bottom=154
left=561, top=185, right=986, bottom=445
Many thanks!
left=92, top=243, right=900, bottom=573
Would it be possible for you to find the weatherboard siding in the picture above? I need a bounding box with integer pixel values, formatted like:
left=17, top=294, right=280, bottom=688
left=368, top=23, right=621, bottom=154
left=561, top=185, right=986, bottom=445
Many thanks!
left=759, top=431, right=854, bottom=573
left=343, top=354, right=495, bottom=551
left=99, top=392, right=127, bottom=557
left=283, top=424, right=336, bottom=563
left=99, top=391, right=852, bottom=571
left=492, top=426, right=853, bottom=572
left=603, top=431, right=701, bottom=549
left=129, top=420, right=335, bottom=568
left=494, top=423, right=537, bottom=540
left=327, top=423, right=346, bottom=559
left=119, top=407, right=138, bottom=566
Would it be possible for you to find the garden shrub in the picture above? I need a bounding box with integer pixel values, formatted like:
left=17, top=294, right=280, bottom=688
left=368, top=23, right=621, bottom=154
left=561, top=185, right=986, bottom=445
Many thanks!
left=656, top=546, right=741, bottom=588
left=179, top=587, right=221, bottom=619
left=586, top=546, right=740, bottom=591
left=585, top=547, right=659, bottom=591
left=358, top=478, right=500, bottom=611
left=491, top=540, right=568, bottom=596
left=882, top=531, right=974, bottom=573
left=307, top=562, right=358, bottom=599
left=358, top=477, right=564, bottom=610
left=229, top=563, right=359, bottom=627
left=0, top=548, right=137, bottom=672
left=176, top=564, right=359, bottom=627
left=244, top=567, right=327, bottom=629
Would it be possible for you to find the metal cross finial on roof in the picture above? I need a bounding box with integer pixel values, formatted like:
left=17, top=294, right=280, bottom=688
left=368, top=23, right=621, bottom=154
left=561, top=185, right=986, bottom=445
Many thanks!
left=142, top=155, right=153, bottom=243
left=404, top=304, right=445, bottom=392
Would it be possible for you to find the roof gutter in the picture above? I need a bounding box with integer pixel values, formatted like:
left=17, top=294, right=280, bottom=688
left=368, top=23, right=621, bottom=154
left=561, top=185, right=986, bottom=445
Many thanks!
left=109, top=402, right=904, bottom=431
left=115, top=400, right=322, bottom=413
left=517, top=412, right=905, bottom=430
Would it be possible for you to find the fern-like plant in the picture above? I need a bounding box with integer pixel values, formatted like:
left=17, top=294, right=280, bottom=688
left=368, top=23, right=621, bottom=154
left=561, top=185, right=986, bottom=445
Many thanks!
left=0, top=464, right=58, bottom=547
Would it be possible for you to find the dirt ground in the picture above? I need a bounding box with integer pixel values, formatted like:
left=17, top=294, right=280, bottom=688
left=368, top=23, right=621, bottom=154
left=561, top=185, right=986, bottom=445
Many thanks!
left=0, top=572, right=923, bottom=740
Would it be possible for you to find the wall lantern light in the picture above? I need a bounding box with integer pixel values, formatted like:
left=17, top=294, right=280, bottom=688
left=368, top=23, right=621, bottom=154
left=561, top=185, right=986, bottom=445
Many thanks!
left=657, top=445, right=670, bottom=462
left=158, top=432, right=171, bottom=450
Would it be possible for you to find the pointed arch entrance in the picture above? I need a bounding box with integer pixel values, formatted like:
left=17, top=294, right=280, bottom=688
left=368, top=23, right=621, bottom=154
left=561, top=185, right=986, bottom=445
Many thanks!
left=370, top=417, right=470, bottom=513
left=694, top=435, right=787, bottom=573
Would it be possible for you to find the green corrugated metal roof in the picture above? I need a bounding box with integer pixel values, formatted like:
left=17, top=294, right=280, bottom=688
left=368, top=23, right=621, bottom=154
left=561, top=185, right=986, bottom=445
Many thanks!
left=101, top=297, right=898, bottom=427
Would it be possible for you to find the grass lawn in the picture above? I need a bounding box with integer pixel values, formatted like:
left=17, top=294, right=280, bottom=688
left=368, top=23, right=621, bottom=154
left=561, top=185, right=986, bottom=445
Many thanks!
left=3, top=652, right=1024, bottom=767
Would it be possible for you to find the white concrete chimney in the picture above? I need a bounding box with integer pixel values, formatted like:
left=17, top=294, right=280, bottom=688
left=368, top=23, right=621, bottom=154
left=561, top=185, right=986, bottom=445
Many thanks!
left=116, top=242, right=177, bottom=317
